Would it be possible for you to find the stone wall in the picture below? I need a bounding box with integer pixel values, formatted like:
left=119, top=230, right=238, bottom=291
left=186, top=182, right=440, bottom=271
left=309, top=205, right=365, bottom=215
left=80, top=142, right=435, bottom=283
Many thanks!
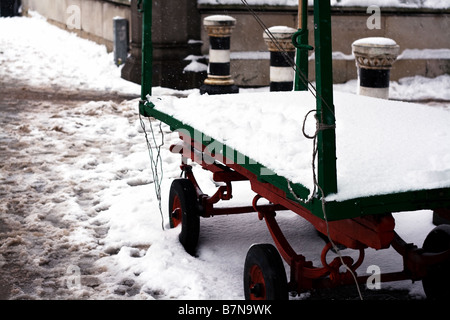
left=21, top=0, right=131, bottom=52
left=18, top=1, right=450, bottom=88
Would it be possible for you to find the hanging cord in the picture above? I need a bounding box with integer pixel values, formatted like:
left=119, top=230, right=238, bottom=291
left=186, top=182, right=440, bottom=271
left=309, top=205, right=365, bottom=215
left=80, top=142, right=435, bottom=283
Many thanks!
left=288, top=109, right=363, bottom=300
left=241, top=0, right=363, bottom=300
left=293, top=110, right=363, bottom=300
left=139, top=112, right=165, bottom=230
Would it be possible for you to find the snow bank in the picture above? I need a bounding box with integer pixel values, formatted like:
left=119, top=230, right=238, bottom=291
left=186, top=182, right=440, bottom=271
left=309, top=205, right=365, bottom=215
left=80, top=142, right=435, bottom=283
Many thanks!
left=0, top=12, right=140, bottom=96
left=390, top=74, right=450, bottom=101
left=335, top=75, right=450, bottom=102
left=398, top=49, right=450, bottom=60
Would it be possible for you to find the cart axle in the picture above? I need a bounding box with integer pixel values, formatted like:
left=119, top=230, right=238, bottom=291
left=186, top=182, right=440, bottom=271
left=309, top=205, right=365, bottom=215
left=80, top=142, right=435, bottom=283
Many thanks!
left=253, top=195, right=450, bottom=296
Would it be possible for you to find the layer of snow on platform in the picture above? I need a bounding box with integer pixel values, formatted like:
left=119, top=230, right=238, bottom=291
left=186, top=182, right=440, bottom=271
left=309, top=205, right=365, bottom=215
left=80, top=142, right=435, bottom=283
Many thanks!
left=197, top=0, right=450, bottom=9
left=150, top=91, right=450, bottom=201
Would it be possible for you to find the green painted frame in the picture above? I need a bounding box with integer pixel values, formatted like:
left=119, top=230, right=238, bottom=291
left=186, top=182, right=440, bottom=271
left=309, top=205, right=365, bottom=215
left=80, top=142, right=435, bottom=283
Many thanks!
left=138, top=0, right=450, bottom=221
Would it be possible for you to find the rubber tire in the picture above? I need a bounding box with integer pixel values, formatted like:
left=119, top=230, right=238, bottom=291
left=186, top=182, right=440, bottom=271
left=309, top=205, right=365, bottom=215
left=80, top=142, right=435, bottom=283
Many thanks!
left=168, top=179, right=200, bottom=256
left=422, top=224, right=450, bottom=300
left=243, top=244, right=288, bottom=300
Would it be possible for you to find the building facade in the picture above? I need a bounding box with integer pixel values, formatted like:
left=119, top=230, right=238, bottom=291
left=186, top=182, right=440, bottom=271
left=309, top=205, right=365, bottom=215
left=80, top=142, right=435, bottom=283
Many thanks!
left=20, top=0, right=450, bottom=89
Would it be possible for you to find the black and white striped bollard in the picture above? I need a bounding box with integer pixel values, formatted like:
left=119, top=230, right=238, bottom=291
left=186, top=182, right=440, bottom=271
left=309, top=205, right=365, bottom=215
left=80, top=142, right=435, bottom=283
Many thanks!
left=263, top=26, right=296, bottom=92
left=200, top=15, right=239, bottom=95
left=352, top=37, right=400, bottom=99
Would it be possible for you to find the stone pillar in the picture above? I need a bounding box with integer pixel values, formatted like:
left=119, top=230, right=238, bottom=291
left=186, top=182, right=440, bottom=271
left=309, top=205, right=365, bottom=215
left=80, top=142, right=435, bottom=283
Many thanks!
left=263, top=26, right=296, bottom=92
left=200, top=15, right=239, bottom=95
left=352, top=37, right=400, bottom=99
left=121, top=0, right=142, bottom=85
left=121, top=0, right=205, bottom=90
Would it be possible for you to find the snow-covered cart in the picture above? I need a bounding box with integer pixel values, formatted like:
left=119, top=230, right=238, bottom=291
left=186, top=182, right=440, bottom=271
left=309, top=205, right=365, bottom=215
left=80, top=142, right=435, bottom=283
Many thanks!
left=138, top=0, right=450, bottom=299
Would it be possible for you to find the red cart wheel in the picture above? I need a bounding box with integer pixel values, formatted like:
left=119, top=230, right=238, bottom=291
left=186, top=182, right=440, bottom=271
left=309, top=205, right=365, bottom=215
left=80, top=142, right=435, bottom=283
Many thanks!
left=243, top=244, right=288, bottom=300
left=422, top=224, right=450, bottom=300
left=170, top=194, right=182, bottom=228
left=168, top=179, right=200, bottom=256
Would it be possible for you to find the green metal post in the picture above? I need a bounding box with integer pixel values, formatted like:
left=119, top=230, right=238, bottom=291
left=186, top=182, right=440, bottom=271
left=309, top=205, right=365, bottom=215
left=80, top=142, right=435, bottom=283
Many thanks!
left=313, top=0, right=338, bottom=197
left=140, top=0, right=153, bottom=102
left=294, top=0, right=309, bottom=91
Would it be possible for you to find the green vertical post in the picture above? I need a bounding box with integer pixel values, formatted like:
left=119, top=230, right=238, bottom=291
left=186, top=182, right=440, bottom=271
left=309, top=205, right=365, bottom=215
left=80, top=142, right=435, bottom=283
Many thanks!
left=141, top=0, right=153, bottom=101
left=294, top=0, right=309, bottom=91
left=313, top=0, right=337, bottom=197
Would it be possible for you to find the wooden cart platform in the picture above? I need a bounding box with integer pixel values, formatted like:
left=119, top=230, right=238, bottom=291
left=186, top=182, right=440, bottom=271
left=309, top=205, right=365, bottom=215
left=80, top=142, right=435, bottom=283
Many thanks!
left=137, top=0, right=450, bottom=300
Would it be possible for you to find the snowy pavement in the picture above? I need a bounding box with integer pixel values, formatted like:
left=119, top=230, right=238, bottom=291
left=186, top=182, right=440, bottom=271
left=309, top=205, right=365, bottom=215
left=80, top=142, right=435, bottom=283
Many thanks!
left=0, top=83, right=145, bottom=299
left=1, top=13, right=449, bottom=300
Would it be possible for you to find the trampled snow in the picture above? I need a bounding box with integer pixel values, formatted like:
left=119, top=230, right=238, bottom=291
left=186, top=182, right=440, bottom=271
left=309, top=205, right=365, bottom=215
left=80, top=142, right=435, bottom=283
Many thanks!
left=1, top=13, right=449, bottom=300
left=0, top=11, right=140, bottom=95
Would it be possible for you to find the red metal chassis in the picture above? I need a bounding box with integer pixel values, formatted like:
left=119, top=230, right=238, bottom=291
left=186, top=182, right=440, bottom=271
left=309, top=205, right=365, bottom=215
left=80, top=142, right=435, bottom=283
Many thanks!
left=170, top=134, right=450, bottom=294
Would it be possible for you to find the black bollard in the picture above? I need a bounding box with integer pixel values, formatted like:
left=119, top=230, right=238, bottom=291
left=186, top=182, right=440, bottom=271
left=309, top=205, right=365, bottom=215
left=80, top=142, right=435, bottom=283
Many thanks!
left=352, top=37, right=400, bottom=100
left=200, top=15, right=239, bottom=95
left=263, top=26, right=296, bottom=92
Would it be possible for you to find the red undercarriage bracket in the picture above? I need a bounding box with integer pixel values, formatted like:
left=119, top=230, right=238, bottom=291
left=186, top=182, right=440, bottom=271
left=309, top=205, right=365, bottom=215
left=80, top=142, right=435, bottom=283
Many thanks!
left=252, top=194, right=365, bottom=292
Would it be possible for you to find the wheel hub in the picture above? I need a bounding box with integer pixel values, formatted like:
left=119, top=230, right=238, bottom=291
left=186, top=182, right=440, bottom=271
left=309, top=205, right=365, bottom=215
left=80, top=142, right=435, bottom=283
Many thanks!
left=249, top=265, right=266, bottom=299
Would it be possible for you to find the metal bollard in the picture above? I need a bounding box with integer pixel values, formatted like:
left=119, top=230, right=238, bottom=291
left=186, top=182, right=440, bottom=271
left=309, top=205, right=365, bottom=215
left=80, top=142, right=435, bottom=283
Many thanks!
left=263, top=26, right=296, bottom=92
left=200, top=15, right=239, bottom=95
left=113, top=17, right=129, bottom=66
left=352, top=37, right=400, bottom=99
left=0, top=0, right=21, bottom=17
